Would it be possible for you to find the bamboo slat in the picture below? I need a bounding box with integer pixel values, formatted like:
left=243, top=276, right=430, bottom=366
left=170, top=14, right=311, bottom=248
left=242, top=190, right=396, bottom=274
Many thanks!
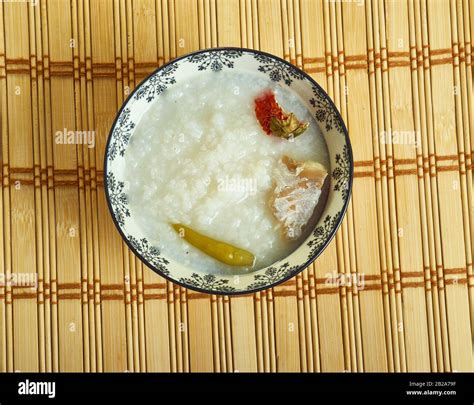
left=385, top=0, right=431, bottom=371
left=4, top=2, right=39, bottom=372
left=341, top=1, right=388, bottom=371
left=425, top=0, right=471, bottom=372
left=0, top=0, right=472, bottom=373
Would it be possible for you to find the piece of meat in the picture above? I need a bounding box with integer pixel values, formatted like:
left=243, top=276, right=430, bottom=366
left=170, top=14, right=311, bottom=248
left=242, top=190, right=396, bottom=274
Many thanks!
left=270, top=155, right=328, bottom=240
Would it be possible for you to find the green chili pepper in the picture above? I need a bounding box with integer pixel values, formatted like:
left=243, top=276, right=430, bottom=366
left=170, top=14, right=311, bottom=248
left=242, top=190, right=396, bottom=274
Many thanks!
left=172, top=223, right=255, bottom=267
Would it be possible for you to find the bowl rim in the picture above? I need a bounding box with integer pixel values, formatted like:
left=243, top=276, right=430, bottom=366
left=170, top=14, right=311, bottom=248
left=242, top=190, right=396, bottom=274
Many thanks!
left=104, top=46, right=354, bottom=295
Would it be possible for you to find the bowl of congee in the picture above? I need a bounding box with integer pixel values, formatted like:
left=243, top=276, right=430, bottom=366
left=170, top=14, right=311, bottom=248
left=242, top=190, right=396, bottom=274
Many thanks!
left=104, top=48, right=353, bottom=294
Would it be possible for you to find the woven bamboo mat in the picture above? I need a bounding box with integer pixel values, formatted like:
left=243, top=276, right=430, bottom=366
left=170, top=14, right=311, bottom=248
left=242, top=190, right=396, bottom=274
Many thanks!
left=0, top=0, right=472, bottom=373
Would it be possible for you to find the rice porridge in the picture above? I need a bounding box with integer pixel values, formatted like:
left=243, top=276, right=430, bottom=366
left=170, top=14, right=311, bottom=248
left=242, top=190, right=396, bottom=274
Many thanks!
left=124, top=70, right=329, bottom=274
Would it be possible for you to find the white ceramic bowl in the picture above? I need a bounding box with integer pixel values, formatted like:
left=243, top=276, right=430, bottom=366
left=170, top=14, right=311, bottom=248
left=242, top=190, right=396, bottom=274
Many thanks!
left=104, top=48, right=353, bottom=295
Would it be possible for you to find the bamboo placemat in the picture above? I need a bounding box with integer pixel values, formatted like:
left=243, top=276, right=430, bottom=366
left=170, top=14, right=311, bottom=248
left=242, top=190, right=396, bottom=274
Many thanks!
left=0, top=0, right=472, bottom=372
